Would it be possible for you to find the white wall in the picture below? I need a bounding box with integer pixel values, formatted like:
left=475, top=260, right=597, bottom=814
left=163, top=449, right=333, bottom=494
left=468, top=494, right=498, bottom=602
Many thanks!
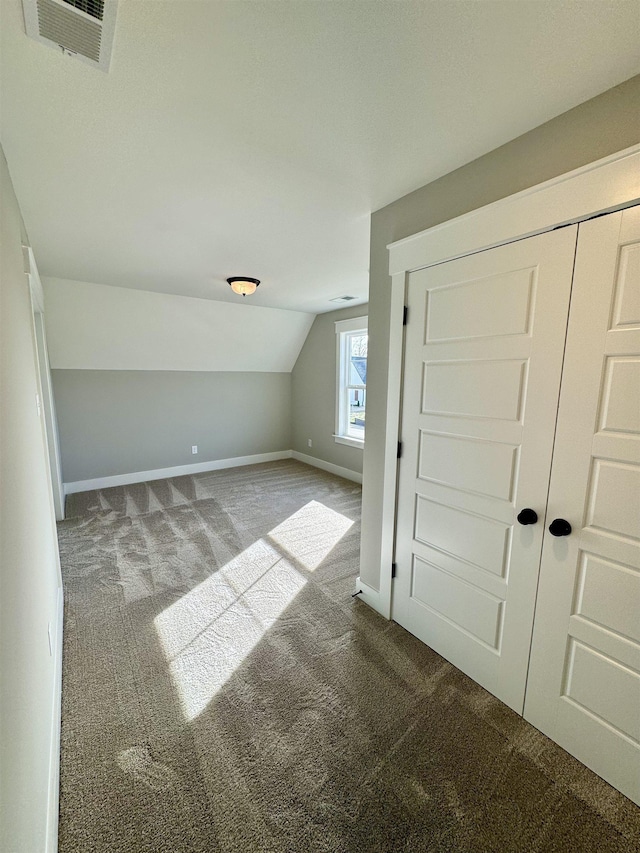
left=0, top=150, right=62, bottom=851
left=43, top=277, right=314, bottom=372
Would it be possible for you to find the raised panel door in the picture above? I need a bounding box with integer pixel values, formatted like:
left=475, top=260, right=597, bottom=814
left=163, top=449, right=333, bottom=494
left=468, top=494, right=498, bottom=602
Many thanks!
left=392, top=227, right=577, bottom=713
left=525, top=206, right=640, bottom=806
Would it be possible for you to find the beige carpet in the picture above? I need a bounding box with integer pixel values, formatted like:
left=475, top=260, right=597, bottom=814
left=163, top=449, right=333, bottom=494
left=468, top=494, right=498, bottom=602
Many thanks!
left=57, top=460, right=639, bottom=852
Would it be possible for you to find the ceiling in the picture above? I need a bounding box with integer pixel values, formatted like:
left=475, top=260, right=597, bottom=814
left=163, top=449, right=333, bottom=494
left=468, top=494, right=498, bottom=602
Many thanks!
left=1, top=1, right=638, bottom=314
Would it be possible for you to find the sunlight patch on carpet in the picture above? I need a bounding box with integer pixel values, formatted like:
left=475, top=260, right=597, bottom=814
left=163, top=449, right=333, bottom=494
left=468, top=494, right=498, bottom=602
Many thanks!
left=154, top=501, right=353, bottom=720
left=155, top=540, right=305, bottom=719
left=267, top=500, right=354, bottom=570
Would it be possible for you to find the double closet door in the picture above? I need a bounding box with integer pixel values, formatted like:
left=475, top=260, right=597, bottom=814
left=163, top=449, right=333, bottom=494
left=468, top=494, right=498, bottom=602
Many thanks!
left=392, top=206, right=640, bottom=804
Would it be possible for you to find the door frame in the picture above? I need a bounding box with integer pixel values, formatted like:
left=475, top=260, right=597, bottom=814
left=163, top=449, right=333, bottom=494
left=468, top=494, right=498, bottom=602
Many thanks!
left=356, top=143, right=640, bottom=619
left=24, top=246, right=65, bottom=521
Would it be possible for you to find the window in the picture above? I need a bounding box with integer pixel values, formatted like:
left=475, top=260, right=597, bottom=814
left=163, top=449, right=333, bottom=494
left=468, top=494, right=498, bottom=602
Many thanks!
left=334, top=316, right=368, bottom=448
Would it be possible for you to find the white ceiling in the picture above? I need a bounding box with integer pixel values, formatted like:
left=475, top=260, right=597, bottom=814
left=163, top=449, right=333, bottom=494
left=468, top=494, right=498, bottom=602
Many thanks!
left=1, top=1, right=638, bottom=314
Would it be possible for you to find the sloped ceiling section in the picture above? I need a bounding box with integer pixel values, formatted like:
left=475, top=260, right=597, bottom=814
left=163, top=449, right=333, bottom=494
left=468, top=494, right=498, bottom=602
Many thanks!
left=43, top=278, right=315, bottom=372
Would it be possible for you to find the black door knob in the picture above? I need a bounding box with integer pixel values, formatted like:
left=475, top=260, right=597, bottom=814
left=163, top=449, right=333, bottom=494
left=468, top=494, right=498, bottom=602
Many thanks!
left=549, top=518, right=572, bottom=537
left=517, top=508, right=538, bottom=525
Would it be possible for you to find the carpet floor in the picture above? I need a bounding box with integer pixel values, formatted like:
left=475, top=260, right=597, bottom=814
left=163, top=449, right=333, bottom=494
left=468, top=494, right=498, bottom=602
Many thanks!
left=57, top=459, right=640, bottom=853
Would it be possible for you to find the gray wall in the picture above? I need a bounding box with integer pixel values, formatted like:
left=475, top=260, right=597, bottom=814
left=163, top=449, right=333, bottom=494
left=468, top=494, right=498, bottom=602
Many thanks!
left=291, top=303, right=368, bottom=475
left=361, top=74, right=640, bottom=592
left=0, top=149, right=62, bottom=850
left=52, top=370, right=293, bottom=482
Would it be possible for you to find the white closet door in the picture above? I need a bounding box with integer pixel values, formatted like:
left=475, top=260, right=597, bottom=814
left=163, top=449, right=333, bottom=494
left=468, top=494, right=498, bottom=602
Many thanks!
left=525, top=207, right=640, bottom=806
left=392, top=226, right=577, bottom=713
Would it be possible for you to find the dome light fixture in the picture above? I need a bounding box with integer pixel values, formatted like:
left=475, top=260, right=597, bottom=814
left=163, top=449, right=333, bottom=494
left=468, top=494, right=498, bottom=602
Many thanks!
left=227, top=277, right=260, bottom=297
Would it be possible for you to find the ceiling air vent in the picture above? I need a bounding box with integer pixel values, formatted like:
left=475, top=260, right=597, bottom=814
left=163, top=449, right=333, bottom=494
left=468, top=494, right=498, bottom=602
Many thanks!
left=22, top=0, right=118, bottom=72
left=330, top=296, right=357, bottom=303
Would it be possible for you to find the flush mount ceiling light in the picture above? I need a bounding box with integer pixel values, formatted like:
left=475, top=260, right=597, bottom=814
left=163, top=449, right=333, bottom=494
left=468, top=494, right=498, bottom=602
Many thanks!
left=227, top=277, right=260, bottom=297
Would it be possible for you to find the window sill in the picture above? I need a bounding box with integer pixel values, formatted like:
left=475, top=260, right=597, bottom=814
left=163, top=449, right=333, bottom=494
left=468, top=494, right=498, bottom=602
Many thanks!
left=333, top=434, right=365, bottom=449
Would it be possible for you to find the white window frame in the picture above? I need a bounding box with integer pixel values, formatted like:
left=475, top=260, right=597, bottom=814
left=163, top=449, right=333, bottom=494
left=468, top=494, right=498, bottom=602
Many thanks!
left=334, top=316, right=368, bottom=448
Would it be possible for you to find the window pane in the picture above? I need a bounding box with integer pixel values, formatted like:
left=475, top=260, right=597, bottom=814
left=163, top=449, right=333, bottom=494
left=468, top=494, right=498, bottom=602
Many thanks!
left=349, top=333, right=367, bottom=388
left=347, top=387, right=366, bottom=439
left=336, top=325, right=367, bottom=444
left=350, top=333, right=368, bottom=358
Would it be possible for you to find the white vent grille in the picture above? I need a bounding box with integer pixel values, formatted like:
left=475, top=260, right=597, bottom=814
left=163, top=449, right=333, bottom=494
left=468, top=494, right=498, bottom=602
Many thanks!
left=60, top=0, right=104, bottom=20
left=22, top=0, right=117, bottom=71
left=330, top=296, right=357, bottom=303
left=36, top=0, right=101, bottom=61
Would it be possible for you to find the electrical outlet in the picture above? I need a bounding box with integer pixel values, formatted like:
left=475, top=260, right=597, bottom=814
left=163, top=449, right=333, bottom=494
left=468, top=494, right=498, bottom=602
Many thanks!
left=307, top=438, right=313, bottom=448
left=191, top=445, right=198, bottom=454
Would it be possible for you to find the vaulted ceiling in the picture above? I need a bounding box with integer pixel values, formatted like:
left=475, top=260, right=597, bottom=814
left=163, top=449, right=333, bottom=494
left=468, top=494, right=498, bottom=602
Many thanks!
left=1, top=0, right=638, bottom=313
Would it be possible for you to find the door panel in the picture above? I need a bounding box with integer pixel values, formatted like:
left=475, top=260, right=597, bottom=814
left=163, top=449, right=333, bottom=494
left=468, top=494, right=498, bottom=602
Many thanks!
left=612, top=242, right=640, bottom=326
left=392, top=226, right=578, bottom=714
left=415, top=496, right=511, bottom=575
left=576, top=553, right=640, bottom=643
left=418, top=432, right=518, bottom=501
left=587, top=460, right=640, bottom=539
left=411, top=557, right=503, bottom=648
left=425, top=267, right=534, bottom=342
left=423, top=359, right=526, bottom=420
left=524, top=207, right=640, bottom=806
left=564, top=641, right=640, bottom=742
left=600, top=358, right=640, bottom=433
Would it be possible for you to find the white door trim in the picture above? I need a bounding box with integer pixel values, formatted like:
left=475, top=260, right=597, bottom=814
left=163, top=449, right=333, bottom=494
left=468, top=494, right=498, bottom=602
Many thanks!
left=355, top=272, right=405, bottom=618
left=24, top=246, right=65, bottom=521
left=388, top=144, right=640, bottom=274
left=369, top=143, right=640, bottom=620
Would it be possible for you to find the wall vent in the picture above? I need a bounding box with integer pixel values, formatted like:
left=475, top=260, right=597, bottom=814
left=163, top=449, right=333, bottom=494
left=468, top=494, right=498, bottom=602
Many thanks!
left=60, top=0, right=104, bottom=20
left=22, top=0, right=117, bottom=72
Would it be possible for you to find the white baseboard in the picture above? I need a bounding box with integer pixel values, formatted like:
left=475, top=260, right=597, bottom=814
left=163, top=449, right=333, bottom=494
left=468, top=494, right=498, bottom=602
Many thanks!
left=64, top=450, right=293, bottom=495
left=353, top=577, right=391, bottom=619
left=46, top=585, right=64, bottom=853
left=65, top=449, right=362, bottom=495
left=291, top=450, right=362, bottom=484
